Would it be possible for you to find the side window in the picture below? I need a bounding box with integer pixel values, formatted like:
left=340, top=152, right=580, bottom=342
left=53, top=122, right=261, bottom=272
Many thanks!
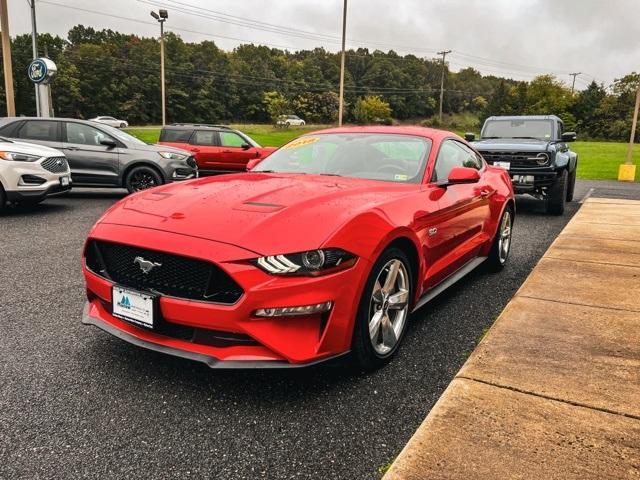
left=557, top=122, right=563, bottom=140
left=455, top=141, right=483, bottom=170
left=66, top=123, right=114, bottom=146
left=18, top=120, right=59, bottom=141
left=432, top=140, right=466, bottom=182
left=192, top=130, right=217, bottom=146
left=159, top=128, right=192, bottom=142
left=220, top=132, right=246, bottom=148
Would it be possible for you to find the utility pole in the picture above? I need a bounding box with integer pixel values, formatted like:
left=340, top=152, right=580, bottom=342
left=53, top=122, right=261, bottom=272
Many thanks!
left=151, top=10, right=168, bottom=125
left=437, top=50, right=451, bottom=122
left=0, top=0, right=15, bottom=116
left=619, top=85, right=640, bottom=182
left=28, top=0, right=40, bottom=116
left=337, top=0, right=347, bottom=126
left=569, top=72, right=581, bottom=95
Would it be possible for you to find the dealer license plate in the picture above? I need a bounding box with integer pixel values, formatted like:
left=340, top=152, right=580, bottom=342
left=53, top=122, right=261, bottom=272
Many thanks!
left=494, top=161, right=510, bottom=170
left=60, top=176, right=70, bottom=187
left=112, top=286, right=155, bottom=328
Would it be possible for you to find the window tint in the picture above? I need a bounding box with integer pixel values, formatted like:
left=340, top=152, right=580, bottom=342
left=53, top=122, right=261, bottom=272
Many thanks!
left=159, top=128, right=192, bottom=143
left=192, top=130, right=217, bottom=146
left=66, top=123, right=115, bottom=146
left=18, top=121, right=59, bottom=141
left=220, top=132, right=246, bottom=148
left=432, top=141, right=466, bottom=182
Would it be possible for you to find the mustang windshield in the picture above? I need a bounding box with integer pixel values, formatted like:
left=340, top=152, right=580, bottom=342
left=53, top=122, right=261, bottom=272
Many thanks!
left=482, top=119, right=554, bottom=140
left=254, top=133, right=432, bottom=184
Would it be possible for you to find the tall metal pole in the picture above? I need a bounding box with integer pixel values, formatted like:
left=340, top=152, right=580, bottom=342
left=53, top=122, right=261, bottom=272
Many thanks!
left=337, top=0, right=347, bottom=126
left=29, top=0, right=40, bottom=116
left=0, top=0, right=15, bottom=116
left=625, top=86, right=640, bottom=165
left=569, top=72, right=581, bottom=95
left=437, top=50, right=451, bottom=123
left=160, top=19, right=166, bottom=126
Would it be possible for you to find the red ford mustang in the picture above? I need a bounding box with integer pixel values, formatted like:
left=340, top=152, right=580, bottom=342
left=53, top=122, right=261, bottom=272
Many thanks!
left=82, top=126, right=514, bottom=370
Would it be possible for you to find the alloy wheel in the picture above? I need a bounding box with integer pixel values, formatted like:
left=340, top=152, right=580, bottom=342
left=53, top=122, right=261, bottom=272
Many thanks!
left=498, top=210, right=512, bottom=264
left=130, top=171, right=158, bottom=191
left=368, top=259, right=409, bottom=355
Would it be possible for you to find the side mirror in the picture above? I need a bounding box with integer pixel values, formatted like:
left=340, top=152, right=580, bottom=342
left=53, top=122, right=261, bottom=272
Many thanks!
left=246, top=158, right=262, bottom=171
left=561, top=132, right=577, bottom=142
left=100, top=139, right=117, bottom=148
left=464, top=132, right=476, bottom=142
left=438, top=166, right=480, bottom=188
left=241, top=143, right=251, bottom=150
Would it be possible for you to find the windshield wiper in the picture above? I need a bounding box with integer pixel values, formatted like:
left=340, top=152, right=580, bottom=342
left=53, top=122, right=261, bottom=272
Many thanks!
left=511, top=136, right=543, bottom=140
left=319, top=173, right=342, bottom=177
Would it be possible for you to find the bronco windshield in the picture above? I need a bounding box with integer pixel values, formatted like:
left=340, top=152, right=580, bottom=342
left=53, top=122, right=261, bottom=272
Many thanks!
left=254, top=133, right=432, bottom=184
left=482, top=119, right=554, bottom=140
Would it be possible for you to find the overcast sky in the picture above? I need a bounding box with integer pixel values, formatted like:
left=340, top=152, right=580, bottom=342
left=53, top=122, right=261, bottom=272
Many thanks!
left=7, top=0, right=639, bottom=88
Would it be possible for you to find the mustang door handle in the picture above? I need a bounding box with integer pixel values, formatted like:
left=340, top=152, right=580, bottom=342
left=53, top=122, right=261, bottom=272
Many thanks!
left=480, top=189, right=493, bottom=198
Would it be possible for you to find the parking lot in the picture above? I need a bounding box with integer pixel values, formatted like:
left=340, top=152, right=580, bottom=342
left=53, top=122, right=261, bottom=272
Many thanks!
left=0, top=183, right=594, bottom=479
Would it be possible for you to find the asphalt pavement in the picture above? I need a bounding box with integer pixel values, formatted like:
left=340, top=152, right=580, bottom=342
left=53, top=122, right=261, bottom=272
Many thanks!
left=0, top=181, right=599, bottom=479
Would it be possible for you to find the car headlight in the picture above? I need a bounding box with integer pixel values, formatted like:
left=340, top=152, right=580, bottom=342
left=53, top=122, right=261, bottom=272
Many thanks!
left=158, top=151, right=188, bottom=160
left=253, top=248, right=357, bottom=276
left=0, top=151, right=41, bottom=162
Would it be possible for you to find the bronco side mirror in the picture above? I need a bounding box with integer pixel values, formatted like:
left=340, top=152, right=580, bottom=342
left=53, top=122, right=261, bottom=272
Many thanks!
left=561, top=132, right=577, bottom=142
left=438, top=166, right=480, bottom=188
left=464, top=132, right=475, bottom=142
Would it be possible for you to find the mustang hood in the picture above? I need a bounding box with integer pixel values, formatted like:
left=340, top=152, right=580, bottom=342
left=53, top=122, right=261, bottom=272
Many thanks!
left=98, top=173, right=414, bottom=256
left=472, top=138, right=552, bottom=152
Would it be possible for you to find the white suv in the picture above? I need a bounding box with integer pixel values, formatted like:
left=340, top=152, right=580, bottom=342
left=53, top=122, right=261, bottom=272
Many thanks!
left=0, top=136, right=71, bottom=210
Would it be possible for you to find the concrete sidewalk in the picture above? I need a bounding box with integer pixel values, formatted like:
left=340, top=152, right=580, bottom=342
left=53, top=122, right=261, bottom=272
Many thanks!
left=384, top=197, right=640, bottom=480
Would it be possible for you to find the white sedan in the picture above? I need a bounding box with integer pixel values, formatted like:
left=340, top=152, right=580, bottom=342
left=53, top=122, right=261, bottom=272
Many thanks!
left=276, top=115, right=306, bottom=127
left=89, top=116, right=129, bottom=128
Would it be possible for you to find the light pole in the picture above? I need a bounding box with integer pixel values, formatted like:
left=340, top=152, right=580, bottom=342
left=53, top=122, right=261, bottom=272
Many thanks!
left=27, top=0, right=40, bottom=116
left=151, top=9, right=168, bottom=126
left=0, top=0, right=15, bottom=116
left=337, top=0, right=347, bottom=126
left=569, top=72, right=581, bottom=95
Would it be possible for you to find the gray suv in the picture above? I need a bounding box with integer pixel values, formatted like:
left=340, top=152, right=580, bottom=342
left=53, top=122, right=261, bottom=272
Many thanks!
left=0, top=118, right=197, bottom=193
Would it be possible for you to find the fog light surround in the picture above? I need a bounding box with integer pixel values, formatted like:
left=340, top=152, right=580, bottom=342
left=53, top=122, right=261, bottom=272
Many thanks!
left=254, top=301, right=333, bottom=318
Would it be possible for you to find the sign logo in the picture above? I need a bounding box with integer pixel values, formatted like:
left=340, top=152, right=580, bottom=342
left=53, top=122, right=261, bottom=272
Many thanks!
left=134, top=256, right=162, bottom=274
left=28, top=59, right=48, bottom=84
left=118, top=295, right=131, bottom=308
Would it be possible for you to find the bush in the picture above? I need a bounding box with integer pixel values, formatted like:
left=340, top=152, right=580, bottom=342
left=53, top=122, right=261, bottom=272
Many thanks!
left=353, top=95, right=392, bottom=124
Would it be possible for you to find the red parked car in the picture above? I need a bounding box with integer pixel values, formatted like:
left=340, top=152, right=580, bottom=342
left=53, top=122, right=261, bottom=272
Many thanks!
left=82, top=126, right=515, bottom=370
left=158, top=124, right=277, bottom=175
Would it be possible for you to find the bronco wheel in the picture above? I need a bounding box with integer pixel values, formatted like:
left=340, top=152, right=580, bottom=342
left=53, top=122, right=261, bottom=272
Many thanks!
left=0, top=184, right=6, bottom=212
left=566, top=167, right=577, bottom=202
left=352, top=247, right=413, bottom=370
left=487, top=206, right=513, bottom=272
left=546, top=169, right=567, bottom=215
left=125, top=166, right=162, bottom=193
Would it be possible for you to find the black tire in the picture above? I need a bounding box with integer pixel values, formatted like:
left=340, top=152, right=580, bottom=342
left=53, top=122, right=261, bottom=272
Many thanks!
left=0, top=184, right=6, bottom=212
left=351, top=247, right=414, bottom=371
left=125, top=166, right=163, bottom=194
left=546, top=169, right=568, bottom=215
left=486, top=205, right=514, bottom=272
left=120, top=122, right=127, bottom=128
left=566, top=167, right=577, bottom=202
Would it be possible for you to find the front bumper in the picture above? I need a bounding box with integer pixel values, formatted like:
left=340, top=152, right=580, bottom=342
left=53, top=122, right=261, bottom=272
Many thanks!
left=82, top=223, right=371, bottom=367
left=498, top=167, right=558, bottom=193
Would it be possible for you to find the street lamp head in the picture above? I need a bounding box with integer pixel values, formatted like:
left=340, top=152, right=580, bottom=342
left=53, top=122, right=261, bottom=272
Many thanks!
left=150, top=10, right=159, bottom=20
left=159, top=9, right=168, bottom=19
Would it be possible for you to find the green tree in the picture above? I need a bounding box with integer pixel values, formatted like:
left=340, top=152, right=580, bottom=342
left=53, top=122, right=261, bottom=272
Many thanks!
left=262, top=91, right=289, bottom=123
left=353, top=95, right=392, bottom=124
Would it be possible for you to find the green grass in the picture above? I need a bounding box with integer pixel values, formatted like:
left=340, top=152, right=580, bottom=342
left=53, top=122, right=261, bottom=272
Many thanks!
left=125, top=125, right=639, bottom=182
left=124, top=124, right=327, bottom=147
left=573, top=141, right=639, bottom=181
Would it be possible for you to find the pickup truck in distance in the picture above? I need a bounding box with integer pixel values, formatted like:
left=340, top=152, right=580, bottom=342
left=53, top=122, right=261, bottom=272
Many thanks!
left=467, top=115, right=577, bottom=215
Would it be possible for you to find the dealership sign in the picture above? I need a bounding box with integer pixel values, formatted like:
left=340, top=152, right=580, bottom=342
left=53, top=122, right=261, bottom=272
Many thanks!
left=28, top=58, right=57, bottom=85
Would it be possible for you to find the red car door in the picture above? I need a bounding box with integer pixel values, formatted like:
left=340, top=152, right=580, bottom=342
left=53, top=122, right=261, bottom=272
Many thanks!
left=218, top=131, right=261, bottom=170
left=185, top=130, right=226, bottom=174
left=424, top=139, right=491, bottom=288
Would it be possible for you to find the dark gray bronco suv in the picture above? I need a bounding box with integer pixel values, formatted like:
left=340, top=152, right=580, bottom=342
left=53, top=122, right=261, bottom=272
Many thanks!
left=467, top=115, right=577, bottom=215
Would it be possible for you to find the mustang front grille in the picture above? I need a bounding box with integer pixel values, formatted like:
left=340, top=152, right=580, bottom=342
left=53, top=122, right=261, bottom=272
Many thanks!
left=480, top=151, right=550, bottom=168
left=41, top=156, right=69, bottom=173
left=85, top=240, right=243, bottom=304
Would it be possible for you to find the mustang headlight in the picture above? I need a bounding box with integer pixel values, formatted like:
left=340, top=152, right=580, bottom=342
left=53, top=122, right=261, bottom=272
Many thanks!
left=253, top=248, right=356, bottom=276
left=158, top=151, right=188, bottom=160
left=0, top=151, right=41, bottom=162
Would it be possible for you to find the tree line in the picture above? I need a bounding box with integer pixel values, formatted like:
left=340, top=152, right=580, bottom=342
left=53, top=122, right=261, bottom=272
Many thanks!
left=0, top=25, right=638, bottom=141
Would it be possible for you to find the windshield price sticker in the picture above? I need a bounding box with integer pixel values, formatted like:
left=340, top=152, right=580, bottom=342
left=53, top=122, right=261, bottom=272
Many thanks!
left=282, top=137, right=320, bottom=150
